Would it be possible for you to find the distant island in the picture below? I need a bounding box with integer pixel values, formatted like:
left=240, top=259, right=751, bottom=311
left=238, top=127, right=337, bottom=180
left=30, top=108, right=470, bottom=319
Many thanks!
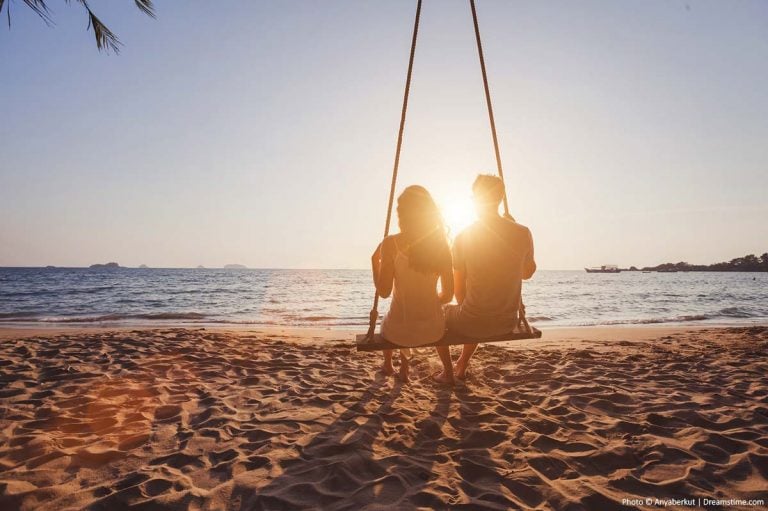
left=139, top=264, right=149, bottom=269
left=625, top=252, right=768, bottom=273
left=196, top=265, right=205, bottom=269
left=89, top=262, right=122, bottom=269
left=224, top=264, right=247, bottom=269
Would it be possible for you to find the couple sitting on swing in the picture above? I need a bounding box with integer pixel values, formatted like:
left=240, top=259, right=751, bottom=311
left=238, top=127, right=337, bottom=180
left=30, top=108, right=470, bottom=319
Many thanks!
left=370, top=174, right=536, bottom=385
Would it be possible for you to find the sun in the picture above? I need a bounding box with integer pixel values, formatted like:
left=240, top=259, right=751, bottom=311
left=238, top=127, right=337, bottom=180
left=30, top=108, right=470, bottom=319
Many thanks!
left=440, top=195, right=476, bottom=238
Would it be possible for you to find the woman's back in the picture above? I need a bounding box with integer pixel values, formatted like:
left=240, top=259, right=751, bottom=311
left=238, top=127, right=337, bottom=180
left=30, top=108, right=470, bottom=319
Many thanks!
left=381, top=236, right=445, bottom=346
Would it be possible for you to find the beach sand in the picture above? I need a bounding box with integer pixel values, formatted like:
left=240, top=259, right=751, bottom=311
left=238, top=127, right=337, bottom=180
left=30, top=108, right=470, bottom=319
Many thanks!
left=1, top=326, right=767, bottom=510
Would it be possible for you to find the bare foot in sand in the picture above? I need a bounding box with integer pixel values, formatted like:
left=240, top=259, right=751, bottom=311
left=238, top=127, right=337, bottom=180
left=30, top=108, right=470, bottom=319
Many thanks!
left=398, top=354, right=410, bottom=382
left=454, top=361, right=469, bottom=381
left=381, top=361, right=395, bottom=376
left=432, top=371, right=454, bottom=386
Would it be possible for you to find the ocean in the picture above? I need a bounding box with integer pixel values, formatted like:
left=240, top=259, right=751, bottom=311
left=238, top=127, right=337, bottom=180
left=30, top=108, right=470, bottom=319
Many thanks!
left=0, top=268, right=766, bottom=329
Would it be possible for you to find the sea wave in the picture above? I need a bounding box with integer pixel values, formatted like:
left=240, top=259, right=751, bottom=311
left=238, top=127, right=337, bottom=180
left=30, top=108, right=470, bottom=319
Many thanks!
left=0, top=312, right=371, bottom=327
left=718, top=307, right=755, bottom=318
left=576, top=307, right=761, bottom=326
left=1, top=286, right=120, bottom=298
left=0, top=309, right=760, bottom=328
left=0, top=312, right=41, bottom=319
left=580, top=315, right=711, bottom=326
left=293, top=315, right=337, bottom=322
left=0, top=312, right=209, bottom=323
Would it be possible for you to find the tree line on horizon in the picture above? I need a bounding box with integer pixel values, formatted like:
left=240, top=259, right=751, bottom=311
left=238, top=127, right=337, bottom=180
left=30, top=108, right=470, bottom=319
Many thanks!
left=633, top=252, right=768, bottom=272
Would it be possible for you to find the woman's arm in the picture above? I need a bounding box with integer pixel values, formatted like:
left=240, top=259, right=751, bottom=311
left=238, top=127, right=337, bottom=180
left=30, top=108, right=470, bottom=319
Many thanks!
left=371, top=243, right=382, bottom=286
left=522, top=228, right=537, bottom=280
left=372, top=237, right=395, bottom=298
left=438, top=263, right=454, bottom=304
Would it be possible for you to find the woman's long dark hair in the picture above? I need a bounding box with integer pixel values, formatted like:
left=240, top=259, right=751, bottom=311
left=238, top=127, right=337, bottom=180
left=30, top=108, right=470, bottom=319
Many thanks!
left=396, top=186, right=452, bottom=274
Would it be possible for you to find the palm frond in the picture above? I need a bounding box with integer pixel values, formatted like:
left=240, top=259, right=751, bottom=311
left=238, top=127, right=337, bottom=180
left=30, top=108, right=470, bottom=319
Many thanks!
left=62, top=0, right=121, bottom=53
left=22, top=0, right=54, bottom=25
left=134, top=0, right=155, bottom=19
left=6, top=0, right=154, bottom=52
left=87, top=9, right=121, bottom=53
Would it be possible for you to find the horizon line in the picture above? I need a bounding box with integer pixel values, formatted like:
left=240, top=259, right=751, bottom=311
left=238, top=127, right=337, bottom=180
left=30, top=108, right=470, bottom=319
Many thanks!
left=0, top=265, right=583, bottom=272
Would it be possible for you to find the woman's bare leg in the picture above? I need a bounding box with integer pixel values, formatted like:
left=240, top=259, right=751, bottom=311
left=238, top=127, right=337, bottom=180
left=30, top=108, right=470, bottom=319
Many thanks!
left=382, top=349, right=394, bottom=375
left=433, top=346, right=454, bottom=385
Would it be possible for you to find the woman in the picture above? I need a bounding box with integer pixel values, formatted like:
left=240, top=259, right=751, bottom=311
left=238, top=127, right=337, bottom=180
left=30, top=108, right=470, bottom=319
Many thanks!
left=370, top=185, right=454, bottom=382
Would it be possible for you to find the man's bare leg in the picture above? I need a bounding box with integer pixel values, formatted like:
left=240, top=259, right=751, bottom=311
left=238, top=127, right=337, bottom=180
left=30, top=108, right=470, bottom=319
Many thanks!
left=433, top=346, right=455, bottom=385
left=398, top=349, right=411, bottom=382
left=454, top=343, right=478, bottom=380
left=382, top=349, right=395, bottom=376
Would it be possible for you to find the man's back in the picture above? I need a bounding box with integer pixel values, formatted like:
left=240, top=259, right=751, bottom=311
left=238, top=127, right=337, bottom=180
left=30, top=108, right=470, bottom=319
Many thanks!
left=449, top=216, right=535, bottom=337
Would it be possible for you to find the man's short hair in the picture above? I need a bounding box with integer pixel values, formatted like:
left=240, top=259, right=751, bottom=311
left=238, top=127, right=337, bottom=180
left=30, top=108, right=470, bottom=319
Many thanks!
left=472, top=174, right=505, bottom=205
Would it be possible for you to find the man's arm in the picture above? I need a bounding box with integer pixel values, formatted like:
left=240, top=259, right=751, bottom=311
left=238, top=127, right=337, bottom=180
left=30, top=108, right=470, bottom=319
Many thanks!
left=372, top=237, right=395, bottom=298
left=522, top=228, right=536, bottom=280
left=454, top=269, right=467, bottom=304
left=452, top=234, right=467, bottom=304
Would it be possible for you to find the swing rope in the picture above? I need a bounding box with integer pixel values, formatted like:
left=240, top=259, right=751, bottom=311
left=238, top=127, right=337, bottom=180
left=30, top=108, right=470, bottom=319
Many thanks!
left=469, top=0, right=511, bottom=219
left=365, top=0, right=530, bottom=341
left=364, top=0, right=422, bottom=341
left=469, top=0, right=530, bottom=332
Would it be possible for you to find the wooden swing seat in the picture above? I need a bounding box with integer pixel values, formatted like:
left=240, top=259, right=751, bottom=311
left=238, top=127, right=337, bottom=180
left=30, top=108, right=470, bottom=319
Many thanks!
left=355, top=325, right=542, bottom=352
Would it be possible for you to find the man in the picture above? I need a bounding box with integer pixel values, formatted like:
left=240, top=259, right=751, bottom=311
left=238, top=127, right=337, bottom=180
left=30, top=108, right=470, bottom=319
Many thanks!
left=434, top=174, right=536, bottom=384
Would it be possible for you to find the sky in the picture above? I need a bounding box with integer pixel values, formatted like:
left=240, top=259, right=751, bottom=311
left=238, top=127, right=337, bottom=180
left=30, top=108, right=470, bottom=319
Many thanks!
left=1, top=0, right=767, bottom=269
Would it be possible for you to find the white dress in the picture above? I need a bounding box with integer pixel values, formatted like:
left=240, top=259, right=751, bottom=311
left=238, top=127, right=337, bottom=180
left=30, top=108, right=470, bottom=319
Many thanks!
left=380, top=247, right=446, bottom=347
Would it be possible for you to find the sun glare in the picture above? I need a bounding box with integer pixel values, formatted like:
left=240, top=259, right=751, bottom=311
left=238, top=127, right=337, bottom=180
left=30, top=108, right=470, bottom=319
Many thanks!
left=440, top=195, right=476, bottom=238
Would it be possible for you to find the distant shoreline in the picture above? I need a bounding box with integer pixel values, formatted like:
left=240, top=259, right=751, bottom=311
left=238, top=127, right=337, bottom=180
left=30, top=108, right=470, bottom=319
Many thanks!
left=629, top=252, right=768, bottom=273
left=620, top=268, right=768, bottom=273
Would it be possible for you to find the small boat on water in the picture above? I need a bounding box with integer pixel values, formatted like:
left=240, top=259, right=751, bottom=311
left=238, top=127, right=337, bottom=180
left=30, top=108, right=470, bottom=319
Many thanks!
left=585, top=265, right=621, bottom=274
